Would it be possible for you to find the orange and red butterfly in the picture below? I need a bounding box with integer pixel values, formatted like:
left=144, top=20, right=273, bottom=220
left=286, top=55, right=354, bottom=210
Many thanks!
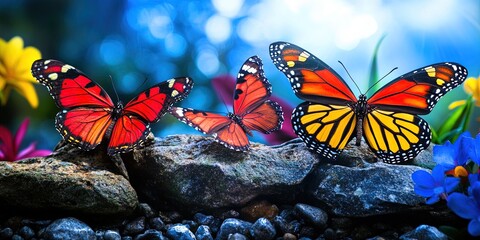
left=170, top=56, right=284, bottom=151
left=269, top=42, right=468, bottom=164
left=31, top=59, right=193, bottom=155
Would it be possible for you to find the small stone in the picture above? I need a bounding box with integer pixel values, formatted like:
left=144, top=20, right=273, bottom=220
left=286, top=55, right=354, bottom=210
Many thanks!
left=294, top=203, right=328, bottom=229
left=135, top=229, right=165, bottom=240
left=103, top=230, right=121, bottom=240
left=0, top=228, right=14, bottom=239
left=11, top=235, right=23, bottom=240
left=279, top=208, right=296, bottom=222
left=221, top=210, right=240, bottom=219
left=182, top=220, right=198, bottom=230
left=250, top=218, right=276, bottom=240
left=149, top=217, right=165, bottom=231
left=399, top=225, right=448, bottom=240
left=18, top=226, right=36, bottom=239
left=240, top=200, right=279, bottom=222
left=165, top=224, right=195, bottom=240
left=122, top=236, right=133, bottom=240
left=159, top=211, right=183, bottom=223
left=323, top=228, right=336, bottom=240
left=194, top=213, right=215, bottom=226
left=216, top=218, right=252, bottom=240
left=138, top=203, right=156, bottom=218
left=272, top=216, right=289, bottom=234
left=288, top=220, right=302, bottom=235
left=299, top=226, right=318, bottom=238
left=96, top=230, right=105, bottom=240
left=227, top=233, right=248, bottom=240
left=122, top=217, right=146, bottom=236
left=42, top=217, right=95, bottom=240
left=282, top=233, right=297, bottom=240
left=195, top=225, right=213, bottom=240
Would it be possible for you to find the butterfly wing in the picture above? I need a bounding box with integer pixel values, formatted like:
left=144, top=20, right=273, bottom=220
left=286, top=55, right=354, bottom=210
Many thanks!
left=363, top=110, right=431, bottom=164
left=269, top=42, right=357, bottom=104
left=107, top=77, right=194, bottom=155
left=241, top=100, right=284, bottom=134
left=233, top=56, right=272, bottom=115
left=32, top=59, right=115, bottom=150
left=170, top=107, right=250, bottom=151
left=292, top=101, right=357, bottom=159
left=367, top=63, right=468, bottom=114
left=364, top=63, right=468, bottom=163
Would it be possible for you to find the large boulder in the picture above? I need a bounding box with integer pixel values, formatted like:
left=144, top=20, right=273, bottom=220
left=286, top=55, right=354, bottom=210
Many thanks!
left=0, top=146, right=138, bottom=217
left=126, top=135, right=319, bottom=211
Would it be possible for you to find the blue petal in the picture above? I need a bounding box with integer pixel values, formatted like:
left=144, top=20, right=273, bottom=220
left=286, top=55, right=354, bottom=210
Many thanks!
left=444, top=177, right=460, bottom=193
left=412, top=170, right=435, bottom=188
left=470, top=134, right=480, bottom=165
left=471, top=182, right=480, bottom=202
left=468, top=219, right=480, bottom=237
left=414, top=185, right=434, bottom=197
left=426, top=194, right=440, bottom=205
left=457, top=133, right=475, bottom=165
left=432, top=165, right=446, bottom=184
left=447, top=193, right=479, bottom=219
left=433, top=142, right=456, bottom=170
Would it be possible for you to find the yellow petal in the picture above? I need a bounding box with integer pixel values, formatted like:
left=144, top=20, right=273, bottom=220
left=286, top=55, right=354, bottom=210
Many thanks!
left=10, top=80, right=38, bottom=108
left=15, top=46, right=42, bottom=76
left=0, top=75, right=5, bottom=90
left=0, top=38, right=6, bottom=53
left=448, top=100, right=466, bottom=110
left=2, top=36, right=24, bottom=72
left=464, top=77, right=478, bottom=95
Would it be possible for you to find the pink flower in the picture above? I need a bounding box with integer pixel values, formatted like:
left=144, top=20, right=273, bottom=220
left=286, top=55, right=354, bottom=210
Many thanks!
left=212, top=75, right=296, bottom=145
left=0, top=118, right=51, bottom=161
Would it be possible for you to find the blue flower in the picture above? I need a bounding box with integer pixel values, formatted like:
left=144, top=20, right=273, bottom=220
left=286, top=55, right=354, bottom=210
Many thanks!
left=434, top=132, right=473, bottom=171
left=447, top=181, right=480, bottom=236
left=469, top=133, right=480, bottom=165
left=412, top=165, right=460, bottom=204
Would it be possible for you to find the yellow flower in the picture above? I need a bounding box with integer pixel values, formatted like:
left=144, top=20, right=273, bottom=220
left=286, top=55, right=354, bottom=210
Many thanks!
left=449, top=76, right=480, bottom=109
left=0, top=36, right=42, bottom=108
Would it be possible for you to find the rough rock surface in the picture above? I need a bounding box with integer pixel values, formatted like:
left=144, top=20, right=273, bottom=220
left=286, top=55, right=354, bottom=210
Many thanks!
left=126, top=135, right=319, bottom=211
left=307, top=161, right=430, bottom=217
left=0, top=146, right=138, bottom=216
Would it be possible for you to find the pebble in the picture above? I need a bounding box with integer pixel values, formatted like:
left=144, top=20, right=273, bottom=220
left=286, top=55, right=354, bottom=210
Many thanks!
left=216, top=218, right=252, bottom=240
left=399, top=225, right=448, bottom=240
left=250, top=218, right=276, bottom=240
left=135, top=229, right=165, bottom=240
left=195, top=225, right=213, bottom=240
left=149, top=217, right=165, bottom=231
left=272, top=216, right=289, bottom=234
left=240, top=200, right=279, bottom=222
left=138, top=203, right=156, bottom=218
left=104, top=230, right=121, bottom=240
left=282, top=232, right=297, bottom=240
left=18, top=226, right=35, bottom=239
left=227, top=233, right=248, bottom=240
left=294, top=203, right=328, bottom=229
left=122, top=217, right=146, bottom=236
left=165, top=224, right=195, bottom=240
left=42, top=217, right=95, bottom=240
left=0, top=227, right=13, bottom=239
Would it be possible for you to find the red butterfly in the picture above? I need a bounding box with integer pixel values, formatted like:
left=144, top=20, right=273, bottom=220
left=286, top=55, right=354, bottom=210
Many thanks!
left=170, top=56, right=284, bottom=151
left=270, top=42, right=468, bottom=163
left=31, top=59, right=193, bottom=155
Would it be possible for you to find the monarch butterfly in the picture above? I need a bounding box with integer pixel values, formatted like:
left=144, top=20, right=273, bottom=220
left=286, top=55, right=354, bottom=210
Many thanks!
left=269, top=42, right=468, bottom=164
left=31, top=59, right=193, bottom=155
left=170, top=56, right=284, bottom=151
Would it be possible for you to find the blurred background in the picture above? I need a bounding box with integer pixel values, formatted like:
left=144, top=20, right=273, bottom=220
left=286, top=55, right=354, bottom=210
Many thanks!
left=0, top=0, right=479, bottom=151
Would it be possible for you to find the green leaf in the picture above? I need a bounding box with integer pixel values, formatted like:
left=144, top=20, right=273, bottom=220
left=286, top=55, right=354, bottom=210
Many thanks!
left=368, top=34, right=386, bottom=94
left=434, top=96, right=474, bottom=144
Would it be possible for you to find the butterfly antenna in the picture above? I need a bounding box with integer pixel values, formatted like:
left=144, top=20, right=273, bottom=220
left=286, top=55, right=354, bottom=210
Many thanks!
left=365, top=67, right=398, bottom=95
left=109, top=75, right=120, bottom=103
left=338, top=61, right=362, bottom=94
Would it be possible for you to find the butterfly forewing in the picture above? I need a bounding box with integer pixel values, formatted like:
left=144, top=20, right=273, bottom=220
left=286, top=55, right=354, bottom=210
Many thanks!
left=32, top=59, right=114, bottom=109
left=233, top=56, right=272, bottom=115
left=170, top=107, right=232, bottom=135
left=367, top=63, right=468, bottom=114
left=269, top=42, right=357, bottom=104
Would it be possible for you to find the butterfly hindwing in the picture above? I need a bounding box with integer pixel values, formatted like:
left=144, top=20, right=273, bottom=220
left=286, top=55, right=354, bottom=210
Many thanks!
left=292, top=101, right=357, bottom=159
left=363, top=110, right=431, bottom=164
left=368, top=63, right=468, bottom=114
left=269, top=42, right=357, bottom=105
left=241, top=100, right=283, bottom=134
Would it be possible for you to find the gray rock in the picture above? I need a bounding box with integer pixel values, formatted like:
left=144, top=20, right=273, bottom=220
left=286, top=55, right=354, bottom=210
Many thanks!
left=122, top=217, right=146, bottom=236
left=399, top=225, right=448, bottom=240
left=195, top=225, right=214, bottom=240
left=216, top=218, right=252, bottom=240
left=0, top=147, right=138, bottom=216
left=42, top=217, right=95, bottom=240
left=103, top=230, right=121, bottom=240
left=127, top=135, right=318, bottom=211
left=227, top=233, right=248, bottom=240
left=307, top=161, right=429, bottom=217
left=250, top=218, right=276, bottom=240
left=165, top=224, right=196, bottom=240
left=294, top=203, right=328, bottom=229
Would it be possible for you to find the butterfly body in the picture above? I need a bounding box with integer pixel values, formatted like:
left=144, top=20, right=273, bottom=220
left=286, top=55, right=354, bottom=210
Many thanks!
left=171, top=56, right=284, bottom=151
left=32, top=59, right=193, bottom=155
left=270, top=42, right=467, bottom=163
